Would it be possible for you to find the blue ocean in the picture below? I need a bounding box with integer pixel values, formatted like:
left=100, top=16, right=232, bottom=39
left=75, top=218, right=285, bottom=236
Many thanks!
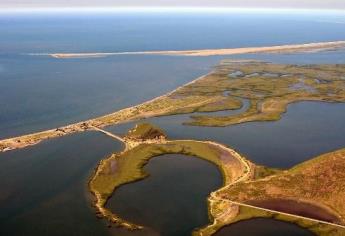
left=0, top=10, right=345, bottom=236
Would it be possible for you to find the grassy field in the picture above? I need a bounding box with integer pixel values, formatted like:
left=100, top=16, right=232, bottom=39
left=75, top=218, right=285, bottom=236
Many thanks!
left=196, top=148, right=345, bottom=236
left=183, top=62, right=345, bottom=126
left=90, top=139, right=345, bottom=235
left=89, top=134, right=249, bottom=230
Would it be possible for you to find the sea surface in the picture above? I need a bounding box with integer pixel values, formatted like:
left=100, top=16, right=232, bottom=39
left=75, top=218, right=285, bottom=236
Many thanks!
left=0, top=131, right=123, bottom=236
left=1, top=10, right=345, bottom=236
left=1, top=10, right=345, bottom=138
left=1, top=10, right=345, bottom=54
left=109, top=101, right=345, bottom=168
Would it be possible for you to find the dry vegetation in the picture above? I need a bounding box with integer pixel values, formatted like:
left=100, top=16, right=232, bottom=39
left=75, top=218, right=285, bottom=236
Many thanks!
left=89, top=124, right=251, bottom=230
left=89, top=124, right=345, bottom=236
left=196, top=148, right=345, bottom=236
left=185, top=61, right=345, bottom=126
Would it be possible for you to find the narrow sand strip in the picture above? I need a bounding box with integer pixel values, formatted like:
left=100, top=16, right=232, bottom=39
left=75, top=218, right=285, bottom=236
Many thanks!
left=49, top=40, right=345, bottom=58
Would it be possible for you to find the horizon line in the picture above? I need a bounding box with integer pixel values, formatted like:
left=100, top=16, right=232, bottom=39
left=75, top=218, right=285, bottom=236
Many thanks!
left=0, top=7, right=344, bottom=14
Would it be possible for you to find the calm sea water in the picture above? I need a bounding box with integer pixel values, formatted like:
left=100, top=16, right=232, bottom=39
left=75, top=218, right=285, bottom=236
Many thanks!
left=1, top=11, right=345, bottom=138
left=0, top=54, right=219, bottom=138
left=105, top=102, right=345, bottom=235
left=0, top=131, right=123, bottom=236
left=1, top=10, right=345, bottom=54
left=1, top=11, right=344, bottom=236
left=109, top=101, right=345, bottom=168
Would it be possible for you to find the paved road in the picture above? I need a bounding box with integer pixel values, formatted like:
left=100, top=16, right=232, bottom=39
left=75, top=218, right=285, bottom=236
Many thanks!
left=89, top=125, right=125, bottom=143
left=229, top=200, right=345, bottom=229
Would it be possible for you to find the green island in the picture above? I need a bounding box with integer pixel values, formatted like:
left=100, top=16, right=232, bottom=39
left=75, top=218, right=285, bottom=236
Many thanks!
left=89, top=123, right=252, bottom=230
left=1, top=60, right=345, bottom=152
left=89, top=123, right=345, bottom=236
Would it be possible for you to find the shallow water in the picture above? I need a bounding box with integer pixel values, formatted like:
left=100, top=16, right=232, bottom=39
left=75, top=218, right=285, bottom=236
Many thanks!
left=107, top=154, right=223, bottom=236
left=108, top=101, right=345, bottom=168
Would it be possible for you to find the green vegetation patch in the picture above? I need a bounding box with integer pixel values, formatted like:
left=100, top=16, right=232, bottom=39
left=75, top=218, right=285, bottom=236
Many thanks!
left=210, top=148, right=345, bottom=236
left=3, top=61, right=345, bottom=152
left=180, top=62, right=345, bottom=126
left=89, top=139, right=235, bottom=229
left=125, top=123, right=166, bottom=140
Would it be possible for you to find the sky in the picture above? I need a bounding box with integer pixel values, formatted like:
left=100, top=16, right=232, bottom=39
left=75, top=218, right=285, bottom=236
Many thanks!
left=1, top=0, right=345, bottom=10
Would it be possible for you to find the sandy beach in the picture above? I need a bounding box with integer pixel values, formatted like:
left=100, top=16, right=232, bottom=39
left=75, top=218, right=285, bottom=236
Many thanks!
left=50, top=40, right=345, bottom=58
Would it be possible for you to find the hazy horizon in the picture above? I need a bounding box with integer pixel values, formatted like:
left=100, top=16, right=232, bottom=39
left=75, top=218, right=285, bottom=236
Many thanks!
left=1, top=0, right=345, bottom=10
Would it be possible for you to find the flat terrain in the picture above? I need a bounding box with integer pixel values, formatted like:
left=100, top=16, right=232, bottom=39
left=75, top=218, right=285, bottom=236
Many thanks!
left=89, top=124, right=252, bottom=230
left=2, top=60, right=345, bottom=153
left=184, top=61, right=345, bottom=126
left=89, top=124, right=345, bottom=236
left=49, top=40, right=345, bottom=58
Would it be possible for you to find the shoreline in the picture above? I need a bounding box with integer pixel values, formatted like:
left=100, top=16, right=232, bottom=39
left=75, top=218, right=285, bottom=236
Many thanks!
left=48, top=40, right=345, bottom=58
left=89, top=126, right=345, bottom=236
left=1, top=61, right=345, bottom=153
left=88, top=125, right=252, bottom=231
left=0, top=71, right=214, bottom=153
left=198, top=148, right=345, bottom=236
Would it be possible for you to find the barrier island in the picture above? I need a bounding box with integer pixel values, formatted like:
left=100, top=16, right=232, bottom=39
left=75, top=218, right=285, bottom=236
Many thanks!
left=50, top=40, right=345, bottom=58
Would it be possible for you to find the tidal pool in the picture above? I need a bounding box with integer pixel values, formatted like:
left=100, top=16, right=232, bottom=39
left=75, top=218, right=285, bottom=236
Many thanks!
left=106, top=154, right=223, bottom=236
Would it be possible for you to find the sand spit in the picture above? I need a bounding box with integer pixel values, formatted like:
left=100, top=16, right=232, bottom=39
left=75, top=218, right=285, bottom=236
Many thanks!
left=49, top=41, right=345, bottom=58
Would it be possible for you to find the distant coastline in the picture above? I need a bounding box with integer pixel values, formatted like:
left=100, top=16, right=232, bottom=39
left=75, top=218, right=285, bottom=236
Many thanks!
left=47, top=40, right=345, bottom=58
